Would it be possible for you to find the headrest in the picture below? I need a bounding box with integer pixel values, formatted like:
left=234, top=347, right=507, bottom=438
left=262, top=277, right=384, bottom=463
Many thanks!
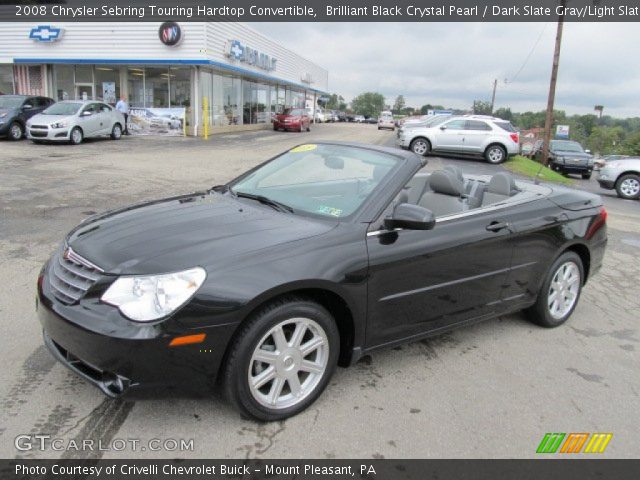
left=444, top=165, right=464, bottom=183
left=429, top=170, right=464, bottom=197
left=488, top=172, right=517, bottom=196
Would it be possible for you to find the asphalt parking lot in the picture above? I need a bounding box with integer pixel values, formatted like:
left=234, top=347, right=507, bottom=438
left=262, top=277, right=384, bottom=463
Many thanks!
left=1, top=123, right=638, bottom=459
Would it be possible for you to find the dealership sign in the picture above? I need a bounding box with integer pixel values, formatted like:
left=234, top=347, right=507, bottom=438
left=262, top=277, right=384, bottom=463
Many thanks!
left=29, top=25, right=63, bottom=42
left=556, top=125, right=570, bottom=139
left=225, top=40, right=277, bottom=71
left=158, top=21, right=183, bottom=46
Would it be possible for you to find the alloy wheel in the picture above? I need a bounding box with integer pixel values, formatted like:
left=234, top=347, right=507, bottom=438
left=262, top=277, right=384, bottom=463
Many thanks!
left=411, top=139, right=428, bottom=155
left=547, top=261, right=581, bottom=319
left=487, top=147, right=505, bottom=163
left=248, top=317, right=329, bottom=410
left=9, top=123, right=23, bottom=140
left=619, top=178, right=640, bottom=198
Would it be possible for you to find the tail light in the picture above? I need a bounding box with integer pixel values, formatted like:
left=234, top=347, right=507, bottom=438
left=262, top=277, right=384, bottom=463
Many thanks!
left=510, top=132, right=519, bottom=143
left=586, top=206, right=607, bottom=239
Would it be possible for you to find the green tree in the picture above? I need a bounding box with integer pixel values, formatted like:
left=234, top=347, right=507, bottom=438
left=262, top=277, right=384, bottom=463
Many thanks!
left=587, top=126, right=625, bottom=155
left=351, top=92, right=386, bottom=118
left=494, top=107, right=513, bottom=122
left=392, top=95, right=406, bottom=114
left=622, top=131, right=640, bottom=155
left=325, top=93, right=345, bottom=111
left=472, top=100, right=493, bottom=115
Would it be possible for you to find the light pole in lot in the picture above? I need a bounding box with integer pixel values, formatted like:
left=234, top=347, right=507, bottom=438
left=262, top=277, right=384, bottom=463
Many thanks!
left=541, top=0, right=566, bottom=166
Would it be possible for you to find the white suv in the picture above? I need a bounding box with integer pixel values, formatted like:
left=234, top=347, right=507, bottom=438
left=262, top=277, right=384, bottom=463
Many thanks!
left=396, top=115, right=520, bottom=164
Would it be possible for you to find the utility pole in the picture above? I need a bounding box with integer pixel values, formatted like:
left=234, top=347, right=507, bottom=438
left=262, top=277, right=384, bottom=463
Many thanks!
left=490, top=78, right=498, bottom=114
left=541, top=0, right=566, bottom=166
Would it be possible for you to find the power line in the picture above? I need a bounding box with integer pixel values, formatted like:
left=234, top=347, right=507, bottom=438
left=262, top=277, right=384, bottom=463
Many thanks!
left=508, top=24, right=548, bottom=84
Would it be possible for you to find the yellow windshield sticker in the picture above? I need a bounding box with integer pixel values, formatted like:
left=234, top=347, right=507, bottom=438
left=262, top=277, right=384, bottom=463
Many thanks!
left=317, top=206, right=343, bottom=217
left=290, top=144, right=317, bottom=153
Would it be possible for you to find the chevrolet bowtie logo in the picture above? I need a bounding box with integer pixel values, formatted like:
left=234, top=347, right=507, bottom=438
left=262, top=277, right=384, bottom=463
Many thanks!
left=29, top=25, right=62, bottom=42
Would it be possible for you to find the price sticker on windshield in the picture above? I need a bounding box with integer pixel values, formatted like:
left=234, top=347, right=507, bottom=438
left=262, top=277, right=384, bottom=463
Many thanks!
left=290, top=144, right=317, bottom=153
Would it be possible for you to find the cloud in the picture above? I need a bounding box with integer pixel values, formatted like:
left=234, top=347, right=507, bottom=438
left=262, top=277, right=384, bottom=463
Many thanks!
left=250, top=22, right=639, bottom=117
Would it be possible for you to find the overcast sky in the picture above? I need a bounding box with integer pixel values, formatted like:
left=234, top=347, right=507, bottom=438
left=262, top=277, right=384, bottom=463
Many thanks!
left=250, top=22, right=638, bottom=118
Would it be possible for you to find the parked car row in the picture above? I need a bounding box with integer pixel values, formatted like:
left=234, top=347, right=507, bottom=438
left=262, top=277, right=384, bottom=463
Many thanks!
left=1, top=94, right=125, bottom=145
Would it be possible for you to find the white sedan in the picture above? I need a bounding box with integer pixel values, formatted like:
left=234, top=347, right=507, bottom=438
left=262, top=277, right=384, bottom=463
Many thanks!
left=27, top=100, right=125, bottom=145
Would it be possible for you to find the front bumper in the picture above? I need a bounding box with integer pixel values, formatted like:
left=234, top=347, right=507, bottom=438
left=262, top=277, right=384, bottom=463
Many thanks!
left=27, top=125, right=70, bottom=141
left=37, top=260, right=238, bottom=395
left=552, top=161, right=592, bottom=173
left=396, top=135, right=410, bottom=148
left=274, top=121, right=302, bottom=130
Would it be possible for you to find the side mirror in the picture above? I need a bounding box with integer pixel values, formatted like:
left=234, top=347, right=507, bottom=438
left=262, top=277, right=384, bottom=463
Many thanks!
left=439, top=125, right=447, bottom=130
left=384, top=203, right=436, bottom=231
left=82, top=110, right=92, bottom=116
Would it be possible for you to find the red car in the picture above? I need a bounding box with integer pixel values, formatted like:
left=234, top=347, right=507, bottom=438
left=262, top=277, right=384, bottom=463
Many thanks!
left=273, top=108, right=311, bottom=132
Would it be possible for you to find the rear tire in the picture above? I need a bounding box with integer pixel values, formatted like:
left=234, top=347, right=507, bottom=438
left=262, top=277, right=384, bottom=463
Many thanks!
left=306, top=125, right=310, bottom=132
left=485, top=144, right=507, bottom=164
left=70, top=127, right=83, bottom=145
left=410, top=137, right=430, bottom=156
left=581, top=173, right=592, bottom=180
left=223, top=297, right=339, bottom=421
left=525, top=251, right=584, bottom=328
left=9, top=122, right=23, bottom=140
left=615, top=173, right=640, bottom=200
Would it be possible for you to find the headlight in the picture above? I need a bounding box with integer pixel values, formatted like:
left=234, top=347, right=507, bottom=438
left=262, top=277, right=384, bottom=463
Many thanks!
left=101, top=267, right=206, bottom=322
left=0, top=112, right=7, bottom=118
left=51, top=120, right=68, bottom=129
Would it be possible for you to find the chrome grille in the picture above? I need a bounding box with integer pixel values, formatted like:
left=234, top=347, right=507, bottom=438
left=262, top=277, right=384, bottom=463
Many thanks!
left=50, top=247, right=103, bottom=305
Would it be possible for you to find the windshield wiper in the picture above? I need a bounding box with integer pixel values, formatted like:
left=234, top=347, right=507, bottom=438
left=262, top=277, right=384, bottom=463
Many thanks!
left=234, top=191, right=294, bottom=213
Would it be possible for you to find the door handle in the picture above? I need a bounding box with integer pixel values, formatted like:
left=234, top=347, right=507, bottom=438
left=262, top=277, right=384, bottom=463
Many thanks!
left=486, top=221, right=510, bottom=232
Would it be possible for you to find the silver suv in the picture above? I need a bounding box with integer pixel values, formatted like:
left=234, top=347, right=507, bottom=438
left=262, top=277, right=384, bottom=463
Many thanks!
left=396, top=115, right=520, bottom=164
left=597, top=157, right=640, bottom=200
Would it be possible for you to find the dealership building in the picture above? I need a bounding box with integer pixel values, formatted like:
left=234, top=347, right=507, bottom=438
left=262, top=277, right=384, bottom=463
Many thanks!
left=0, top=22, right=329, bottom=135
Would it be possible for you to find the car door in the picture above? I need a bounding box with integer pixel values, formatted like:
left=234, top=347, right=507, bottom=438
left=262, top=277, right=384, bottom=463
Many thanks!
left=95, top=103, right=113, bottom=134
left=464, top=120, right=493, bottom=153
left=365, top=207, right=515, bottom=348
left=432, top=118, right=467, bottom=151
left=19, top=97, right=40, bottom=123
left=78, top=103, right=101, bottom=136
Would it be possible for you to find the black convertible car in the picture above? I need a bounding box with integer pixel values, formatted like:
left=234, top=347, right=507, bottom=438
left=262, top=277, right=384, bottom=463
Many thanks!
left=37, top=142, right=607, bottom=420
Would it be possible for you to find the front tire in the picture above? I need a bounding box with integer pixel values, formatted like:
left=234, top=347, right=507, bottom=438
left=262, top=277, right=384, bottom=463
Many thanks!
left=525, top=251, right=584, bottom=328
left=410, top=137, right=430, bottom=156
left=110, top=123, right=122, bottom=140
left=70, top=127, right=83, bottom=145
left=485, top=144, right=507, bottom=164
left=615, top=173, right=640, bottom=200
left=581, top=173, right=592, bottom=180
left=9, top=122, right=23, bottom=140
left=223, top=297, right=339, bottom=421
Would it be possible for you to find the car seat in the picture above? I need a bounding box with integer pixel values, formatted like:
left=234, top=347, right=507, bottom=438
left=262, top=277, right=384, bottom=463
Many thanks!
left=481, top=172, right=519, bottom=206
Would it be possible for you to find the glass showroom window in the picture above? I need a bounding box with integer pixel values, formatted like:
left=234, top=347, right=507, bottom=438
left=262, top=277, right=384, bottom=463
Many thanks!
left=127, top=68, right=144, bottom=107
left=243, top=80, right=271, bottom=125
left=52, top=65, right=74, bottom=101
left=145, top=68, right=169, bottom=108
left=0, top=65, right=14, bottom=94
left=223, top=76, right=242, bottom=126
left=94, top=66, right=120, bottom=105
left=169, top=67, right=190, bottom=108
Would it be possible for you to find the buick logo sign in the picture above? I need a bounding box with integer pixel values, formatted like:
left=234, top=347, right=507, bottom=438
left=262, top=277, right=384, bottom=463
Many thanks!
left=158, top=22, right=182, bottom=46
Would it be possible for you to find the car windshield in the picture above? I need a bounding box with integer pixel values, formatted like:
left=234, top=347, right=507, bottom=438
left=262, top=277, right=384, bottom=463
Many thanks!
left=551, top=141, right=584, bottom=153
left=0, top=96, right=24, bottom=109
left=282, top=108, right=305, bottom=116
left=43, top=103, right=82, bottom=115
left=230, top=144, right=399, bottom=219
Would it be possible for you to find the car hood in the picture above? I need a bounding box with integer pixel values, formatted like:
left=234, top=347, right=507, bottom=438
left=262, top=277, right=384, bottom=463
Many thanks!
left=28, top=114, right=74, bottom=125
left=66, top=192, right=336, bottom=275
left=552, top=150, right=591, bottom=158
left=0, top=108, right=18, bottom=118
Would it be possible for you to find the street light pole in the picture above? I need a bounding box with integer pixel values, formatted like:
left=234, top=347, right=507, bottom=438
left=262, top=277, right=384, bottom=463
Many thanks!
left=541, top=0, right=566, bottom=166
